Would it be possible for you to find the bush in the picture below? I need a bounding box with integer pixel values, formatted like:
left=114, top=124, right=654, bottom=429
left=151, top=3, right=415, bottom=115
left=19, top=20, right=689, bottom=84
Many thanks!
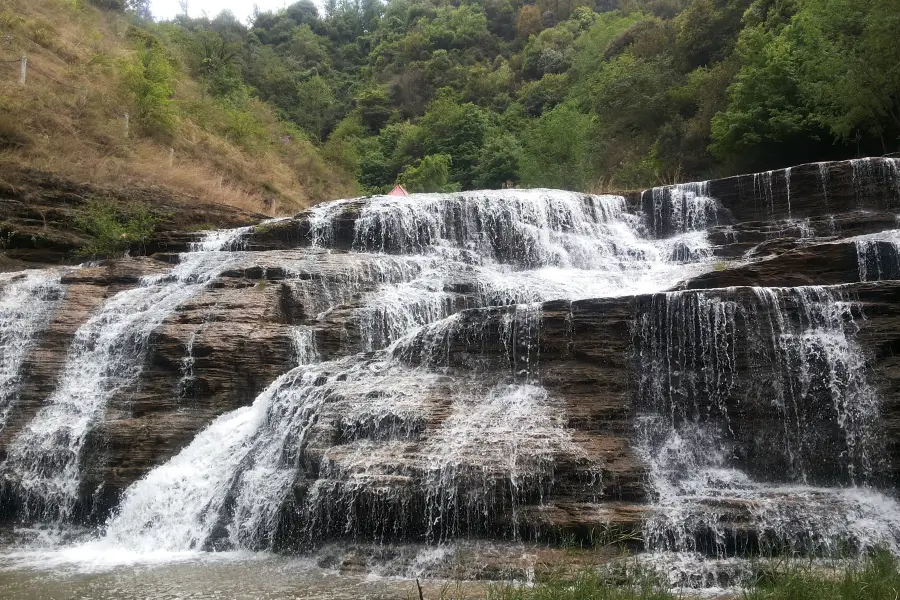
left=121, top=43, right=179, bottom=138
left=74, top=201, right=158, bottom=258
left=398, top=153, right=458, bottom=193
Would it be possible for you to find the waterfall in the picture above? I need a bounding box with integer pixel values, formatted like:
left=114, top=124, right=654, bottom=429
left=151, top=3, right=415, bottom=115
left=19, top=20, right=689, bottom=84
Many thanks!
left=753, top=170, right=777, bottom=213
left=784, top=167, right=792, bottom=215
left=643, top=182, right=717, bottom=238
left=852, top=157, right=900, bottom=205
left=818, top=162, right=830, bottom=205
left=89, top=189, right=712, bottom=556
left=100, top=367, right=314, bottom=553
left=1, top=228, right=249, bottom=521
left=0, top=270, right=65, bottom=431
left=10, top=172, right=895, bottom=581
left=635, top=286, right=897, bottom=563
left=855, top=231, right=900, bottom=281
left=420, top=382, right=578, bottom=543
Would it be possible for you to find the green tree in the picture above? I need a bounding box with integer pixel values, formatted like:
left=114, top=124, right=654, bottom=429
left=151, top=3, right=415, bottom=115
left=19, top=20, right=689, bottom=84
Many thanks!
left=122, top=44, right=179, bottom=138
left=190, top=29, right=243, bottom=97
left=522, top=25, right=576, bottom=78
left=709, top=9, right=822, bottom=168
left=418, top=95, right=489, bottom=188
left=520, top=102, right=597, bottom=190
left=423, top=4, right=492, bottom=50
left=517, top=73, right=569, bottom=117
left=398, top=154, right=459, bottom=192
left=356, top=86, right=394, bottom=133
left=793, top=0, right=900, bottom=147
left=296, top=75, right=337, bottom=139
left=674, top=0, right=752, bottom=68
left=473, top=133, right=522, bottom=189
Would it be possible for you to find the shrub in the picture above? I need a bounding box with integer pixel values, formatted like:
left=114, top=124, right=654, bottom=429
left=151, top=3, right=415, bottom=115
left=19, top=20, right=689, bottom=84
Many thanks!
left=74, top=201, right=158, bottom=258
left=121, top=43, right=179, bottom=138
left=398, top=154, right=459, bottom=193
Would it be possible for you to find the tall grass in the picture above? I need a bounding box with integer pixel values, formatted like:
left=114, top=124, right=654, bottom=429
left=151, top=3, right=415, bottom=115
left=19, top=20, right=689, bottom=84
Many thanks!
left=487, top=569, right=677, bottom=600
left=414, top=552, right=900, bottom=600
left=744, top=551, right=900, bottom=600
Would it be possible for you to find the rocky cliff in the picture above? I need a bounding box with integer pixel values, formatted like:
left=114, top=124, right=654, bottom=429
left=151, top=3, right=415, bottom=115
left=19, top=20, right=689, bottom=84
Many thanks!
left=1, top=157, right=898, bottom=567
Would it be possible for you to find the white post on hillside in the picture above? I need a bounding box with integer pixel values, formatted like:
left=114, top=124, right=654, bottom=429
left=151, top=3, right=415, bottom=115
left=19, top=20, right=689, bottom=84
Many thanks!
left=168, top=147, right=174, bottom=168
left=19, top=55, right=27, bottom=86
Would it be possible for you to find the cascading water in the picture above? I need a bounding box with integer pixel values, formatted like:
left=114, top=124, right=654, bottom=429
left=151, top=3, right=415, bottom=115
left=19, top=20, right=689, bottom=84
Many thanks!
left=634, top=285, right=899, bottom=584
left=5, top=167, right=900, bottom=594
left=642, top=182, right=718, bottom=238
left=0, top=270, right=65, bottom=430
left=854, top=230, right=900, bottom=281
left=753, top=170, right=777, bottom=213
left=83, top=189, right=710, bottom=557
left=852, top=157, right=900, bottom=204
left=0, top=229, right=249, bottom=520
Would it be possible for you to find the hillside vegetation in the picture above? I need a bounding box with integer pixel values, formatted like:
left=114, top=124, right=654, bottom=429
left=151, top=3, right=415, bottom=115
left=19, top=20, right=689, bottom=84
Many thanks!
left=1, top=0, right=899, bottom=205
left=0, top=0, right=356, bottom=217
left=123, top=0, right=897, bottom=194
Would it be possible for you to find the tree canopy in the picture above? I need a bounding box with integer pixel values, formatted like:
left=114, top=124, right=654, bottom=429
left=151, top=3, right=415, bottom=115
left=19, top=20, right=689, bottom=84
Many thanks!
left=110, top=0, right=900, bottom=193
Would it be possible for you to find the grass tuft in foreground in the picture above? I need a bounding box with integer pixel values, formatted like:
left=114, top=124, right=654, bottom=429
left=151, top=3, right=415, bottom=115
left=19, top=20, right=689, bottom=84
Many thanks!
left=424, top=551, right=900, bottom=600
left=487, top=569, right=676, bottom=600
left=744, top=551, right=900, bottom=600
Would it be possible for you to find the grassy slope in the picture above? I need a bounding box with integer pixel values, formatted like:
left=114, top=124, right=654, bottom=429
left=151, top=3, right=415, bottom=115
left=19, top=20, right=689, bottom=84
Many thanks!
left=0, top=0, right=357, bottom=218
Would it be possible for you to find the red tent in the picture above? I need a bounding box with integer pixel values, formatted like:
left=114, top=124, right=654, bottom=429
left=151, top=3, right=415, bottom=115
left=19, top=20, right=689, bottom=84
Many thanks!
left=388, top=184, right=409, bottom=196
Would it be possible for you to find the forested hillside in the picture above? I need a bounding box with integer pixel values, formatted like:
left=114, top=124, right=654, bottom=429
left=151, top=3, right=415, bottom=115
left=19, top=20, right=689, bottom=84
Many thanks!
left=136, top=0, right=900, bottom=194
left=3, top=0, right=900, bottom=200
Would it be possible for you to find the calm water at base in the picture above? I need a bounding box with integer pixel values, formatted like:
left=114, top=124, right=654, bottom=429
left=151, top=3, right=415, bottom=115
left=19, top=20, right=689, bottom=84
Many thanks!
left=0, top=551, right=488, bottom=600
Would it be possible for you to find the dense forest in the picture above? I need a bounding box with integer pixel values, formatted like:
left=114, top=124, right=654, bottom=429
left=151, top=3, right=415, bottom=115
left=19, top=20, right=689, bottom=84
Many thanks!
left=104, top=0, right=899, bottom=193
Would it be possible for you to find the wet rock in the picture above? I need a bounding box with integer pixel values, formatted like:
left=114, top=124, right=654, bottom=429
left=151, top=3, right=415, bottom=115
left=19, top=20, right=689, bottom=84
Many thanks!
left=2, top=156, right=900, bottom=556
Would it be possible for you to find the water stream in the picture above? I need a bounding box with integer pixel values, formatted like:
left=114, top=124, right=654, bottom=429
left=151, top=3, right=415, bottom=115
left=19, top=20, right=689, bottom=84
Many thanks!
left=1, top=229, right=249, bottom=521
left=0, top=270, right=65, bottom=431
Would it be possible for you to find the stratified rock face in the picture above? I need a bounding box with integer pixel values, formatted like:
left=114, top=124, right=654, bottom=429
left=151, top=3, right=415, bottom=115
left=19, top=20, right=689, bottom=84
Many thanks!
left=1, top=157, right=900, bottom=572
left=0, top=166, right=263, bottom=266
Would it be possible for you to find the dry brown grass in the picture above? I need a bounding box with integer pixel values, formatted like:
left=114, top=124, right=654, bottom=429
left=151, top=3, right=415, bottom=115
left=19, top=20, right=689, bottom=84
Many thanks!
left=0, top=0, right=355, bottom=218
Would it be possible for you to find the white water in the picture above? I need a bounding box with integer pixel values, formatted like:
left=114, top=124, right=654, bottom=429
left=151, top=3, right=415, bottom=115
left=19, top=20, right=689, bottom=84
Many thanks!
left=0, top=270, right=65, bottom=430
left=852, top=157, right=900, bottom=204
left=753, top=170, right=778, bottom=213
left=1, top=228, right=249, bottom=520
left=853, top=229, right=900, bottom=281
left=421, top=383, right=579, bottom=542
left=643, top=182, right=717, bottom=237
left=68, top=189, right=710, bottom=558
left=635, top=286, right=897, bottom=576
